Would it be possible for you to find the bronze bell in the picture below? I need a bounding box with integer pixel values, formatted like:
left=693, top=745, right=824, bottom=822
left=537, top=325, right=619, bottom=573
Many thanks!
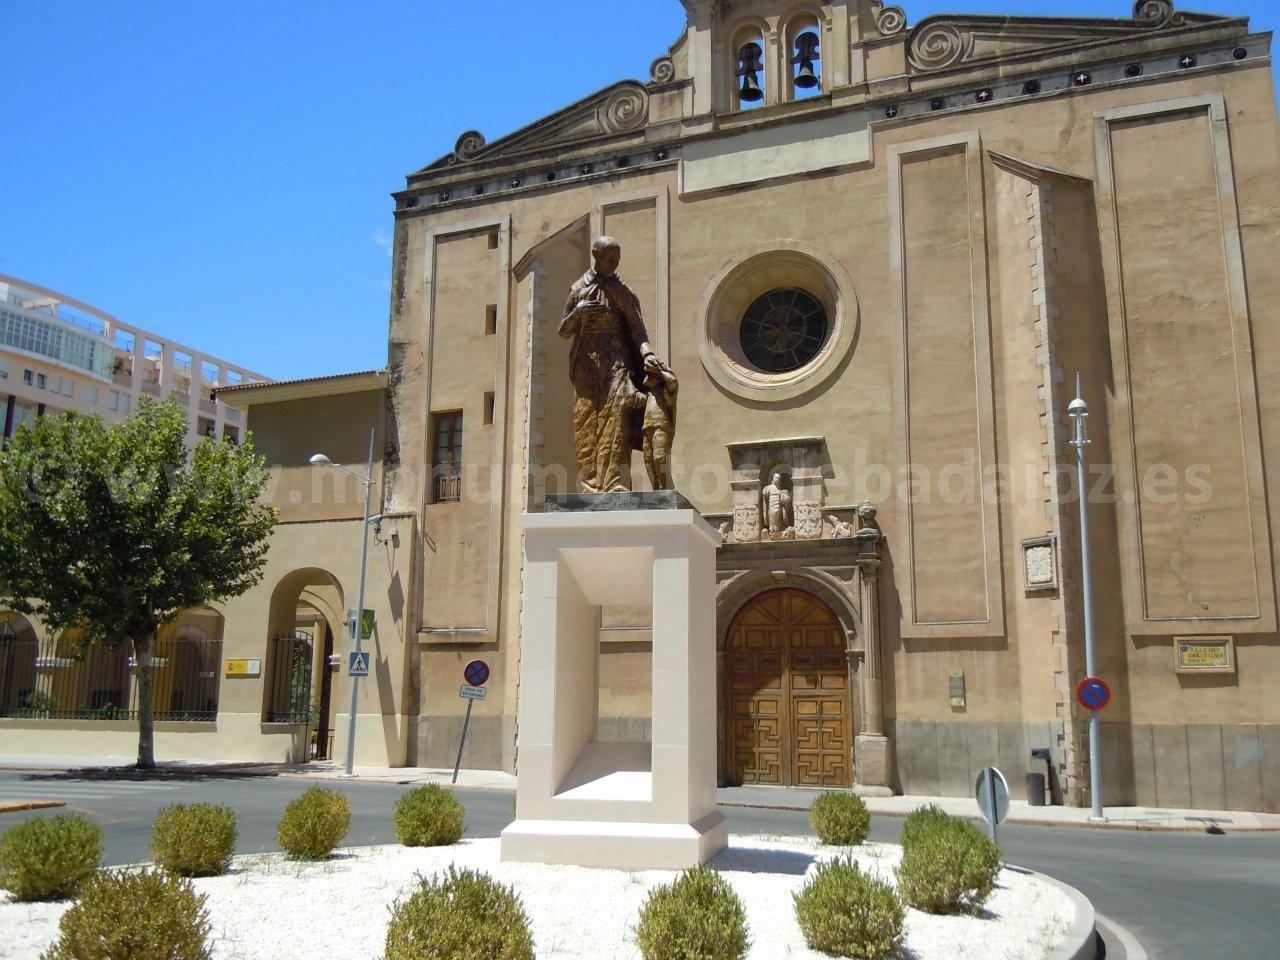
left=793, top=32, right=820, bottom=89
left=737, top=41, right=764, bottom=102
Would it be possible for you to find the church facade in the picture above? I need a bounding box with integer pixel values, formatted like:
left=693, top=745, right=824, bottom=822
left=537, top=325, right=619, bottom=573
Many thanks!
left=16, top=0, right=1269, bottom=809
left=378, top=0, right=1280, bottom=810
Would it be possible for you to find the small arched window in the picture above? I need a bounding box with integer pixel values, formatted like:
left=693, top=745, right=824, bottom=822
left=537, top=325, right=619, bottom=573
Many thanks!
left=787, top=16, right=822, bottom=100
left=732, top=26, right=767, bottom=111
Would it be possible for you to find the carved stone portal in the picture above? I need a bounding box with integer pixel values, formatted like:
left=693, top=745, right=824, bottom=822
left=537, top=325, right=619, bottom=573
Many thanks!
left=727, top=437, right=826, bottom=542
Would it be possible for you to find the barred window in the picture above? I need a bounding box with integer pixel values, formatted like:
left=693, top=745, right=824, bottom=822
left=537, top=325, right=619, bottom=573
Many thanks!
left=0, top=626, right=222, bottom=721
left=432, top=411, right=463, bottom=503
left=265, top=632, right=314, bottom=724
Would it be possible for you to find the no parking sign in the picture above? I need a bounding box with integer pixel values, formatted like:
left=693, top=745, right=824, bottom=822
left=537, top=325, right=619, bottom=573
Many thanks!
left=1076, top=676, right=1111, bottom=711
left=464, top=659, right=491, bottom=687
left=453, top=660, right=491, bottom=784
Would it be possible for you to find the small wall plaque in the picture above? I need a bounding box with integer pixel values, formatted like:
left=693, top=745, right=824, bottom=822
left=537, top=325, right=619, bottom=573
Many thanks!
left=1174, top=636, right=1234, bottom=675
left=225, top=658, right=262, bottom=678
left=948, top=670, right=966, bottom=708
left=1022, top=536, right=1057, bottom=592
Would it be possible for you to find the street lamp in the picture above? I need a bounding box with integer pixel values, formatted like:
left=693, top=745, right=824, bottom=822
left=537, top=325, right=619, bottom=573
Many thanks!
left=1068, top=374, right=1105, bottom=822
left=310, top=428, right=379, bottom=778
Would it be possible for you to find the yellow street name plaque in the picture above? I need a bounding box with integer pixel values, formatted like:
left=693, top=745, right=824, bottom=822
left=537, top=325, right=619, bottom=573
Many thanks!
left=1173, top=636, right=1234, bottom=674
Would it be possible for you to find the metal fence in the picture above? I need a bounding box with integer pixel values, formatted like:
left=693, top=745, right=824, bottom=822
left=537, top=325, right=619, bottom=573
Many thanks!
left=0, top=634, right=222, bottom=721
left=265, top=632, right=314, bottom=724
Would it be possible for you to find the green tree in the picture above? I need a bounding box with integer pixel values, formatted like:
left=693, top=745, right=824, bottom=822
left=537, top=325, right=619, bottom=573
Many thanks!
left=0, top=400, right=277, bottom=768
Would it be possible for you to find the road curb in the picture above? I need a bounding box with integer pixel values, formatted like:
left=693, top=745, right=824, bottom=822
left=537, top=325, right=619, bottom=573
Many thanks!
left=1022, top=866, right=1097, bottom=960
left=0, top=800, right=66, bottom=814
left=272, top=770, right=519, bottom=792
left=1096, top=912, right=1149, bottom=960
left=716, top=799, right=1280, bottom=832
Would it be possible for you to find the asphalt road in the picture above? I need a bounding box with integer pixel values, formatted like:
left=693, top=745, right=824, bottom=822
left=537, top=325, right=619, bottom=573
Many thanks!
left=3, top=769, right=1278, bottom=960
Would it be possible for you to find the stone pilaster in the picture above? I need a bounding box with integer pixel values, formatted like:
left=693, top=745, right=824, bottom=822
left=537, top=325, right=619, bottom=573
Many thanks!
left=853, top=508, right=892, bottom=795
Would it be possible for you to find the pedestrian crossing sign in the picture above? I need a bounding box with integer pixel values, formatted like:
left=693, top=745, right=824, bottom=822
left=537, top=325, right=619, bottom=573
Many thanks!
left=348, top=652, right=371, bottom=678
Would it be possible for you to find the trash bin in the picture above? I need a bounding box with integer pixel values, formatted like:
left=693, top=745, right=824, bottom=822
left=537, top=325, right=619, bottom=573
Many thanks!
left=1026, top=771, right=1047, bottom=806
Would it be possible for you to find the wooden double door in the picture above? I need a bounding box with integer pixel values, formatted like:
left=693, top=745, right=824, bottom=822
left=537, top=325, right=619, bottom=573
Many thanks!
left=726, top=588, right=852, bottom=787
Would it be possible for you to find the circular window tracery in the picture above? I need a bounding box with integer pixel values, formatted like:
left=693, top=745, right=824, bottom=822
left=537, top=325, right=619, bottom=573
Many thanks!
left=697, top=243, right=859, bottom=404
left=740, top=288, right=829, bottom=373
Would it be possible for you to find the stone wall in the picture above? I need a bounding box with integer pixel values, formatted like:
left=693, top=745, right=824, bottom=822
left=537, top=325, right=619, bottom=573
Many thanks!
left=889, top=718, right=1280, bottom=812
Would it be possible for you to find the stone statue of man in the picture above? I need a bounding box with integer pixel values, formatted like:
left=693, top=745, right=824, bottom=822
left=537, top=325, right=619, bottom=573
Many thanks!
left=559, top=236, right=669, bottom=493
left=761, top=471, right=793, bottom=538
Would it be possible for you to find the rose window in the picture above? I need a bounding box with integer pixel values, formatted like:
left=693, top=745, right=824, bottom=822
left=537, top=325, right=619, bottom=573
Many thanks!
left=739, top=288, right=829, bottom=373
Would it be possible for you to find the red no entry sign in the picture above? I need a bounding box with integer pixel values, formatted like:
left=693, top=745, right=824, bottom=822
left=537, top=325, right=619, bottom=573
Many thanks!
left=464, top=659, right=490, bottom=687
left=1076, top=676, right=1111, bottom=711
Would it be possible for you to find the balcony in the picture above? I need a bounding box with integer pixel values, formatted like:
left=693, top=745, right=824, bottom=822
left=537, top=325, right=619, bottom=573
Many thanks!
left=433, top=470, right=462, bottom=504
left=0, top=302, right=116, bottom=380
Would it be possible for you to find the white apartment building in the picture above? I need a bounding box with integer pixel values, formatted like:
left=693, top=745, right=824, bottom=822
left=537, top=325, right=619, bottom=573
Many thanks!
left=0, top=275, right=268, bottom=444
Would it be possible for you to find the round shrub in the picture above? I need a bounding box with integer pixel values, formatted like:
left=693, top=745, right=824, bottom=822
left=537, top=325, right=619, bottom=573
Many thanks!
left=151, top=803, right=237, bottom=877
left=810, top=792, right=871, bottom=845
left=0, top=814, right=102, bottom=901
left=276, top=786, right=351, bottom=861
left=40, top=869, right=211, bottom=960
left=385, top=866, right=534, bottom=960
left=896, top=817, right=1001, bottom=915
left=393, top=784, right=465, bottom=847
left=899, top=804, right=953, bottom=850
left=793, top=856, right=904, bottom=960
left=635, top=866, right=750, bottom=960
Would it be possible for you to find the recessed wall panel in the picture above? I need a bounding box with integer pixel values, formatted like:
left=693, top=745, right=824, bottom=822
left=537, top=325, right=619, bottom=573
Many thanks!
left=1097, top=96, right=1274, bottom=632
left=891, top=137, right=999, bottom=634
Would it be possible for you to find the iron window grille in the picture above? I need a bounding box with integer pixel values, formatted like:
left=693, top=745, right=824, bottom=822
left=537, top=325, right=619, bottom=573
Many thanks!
left=265, top=631, right=315, bottom=725
left=0, top=631, right=222, bottom=721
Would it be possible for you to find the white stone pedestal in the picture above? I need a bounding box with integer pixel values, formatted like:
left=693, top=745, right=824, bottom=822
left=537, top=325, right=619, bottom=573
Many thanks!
left=501, top=507, right=728, bottom=871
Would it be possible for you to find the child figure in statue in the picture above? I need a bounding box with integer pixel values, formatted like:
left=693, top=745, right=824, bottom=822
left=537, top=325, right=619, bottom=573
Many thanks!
left=642, top=360, right=678, bottom=490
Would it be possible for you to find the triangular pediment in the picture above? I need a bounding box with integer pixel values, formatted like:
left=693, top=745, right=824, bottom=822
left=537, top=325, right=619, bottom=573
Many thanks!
left=416, top=81, right=650, bottom=175
left=907, top=1, right=1235, bottom=73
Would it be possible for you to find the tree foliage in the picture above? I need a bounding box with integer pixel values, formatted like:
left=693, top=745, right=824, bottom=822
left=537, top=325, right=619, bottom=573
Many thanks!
left=0, top=400, right=277, bottom=766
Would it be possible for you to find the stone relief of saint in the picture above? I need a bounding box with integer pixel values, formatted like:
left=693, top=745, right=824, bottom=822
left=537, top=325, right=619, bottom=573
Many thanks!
left=761, top=471, right=795, bottom=540
left=559, top=236, right=675, bottom=493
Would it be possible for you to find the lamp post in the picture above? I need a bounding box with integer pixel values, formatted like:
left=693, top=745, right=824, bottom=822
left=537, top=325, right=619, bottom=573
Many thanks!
left=1068, top=374, right=1105, bottom=822
left=310, top=427, right=378, bottom=778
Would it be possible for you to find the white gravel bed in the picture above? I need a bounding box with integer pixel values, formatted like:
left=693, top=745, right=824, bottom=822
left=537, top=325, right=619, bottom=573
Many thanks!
left=1, top=837, right=1075, bottom=960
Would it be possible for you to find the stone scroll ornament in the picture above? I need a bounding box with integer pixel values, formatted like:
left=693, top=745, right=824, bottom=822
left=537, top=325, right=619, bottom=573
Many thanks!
left=650, top=56, right=676, bottom=84
left=907, top=22, right=975, bottom=71
left=599, top=86, right=649, bottom=134
left=559, top=237, right=676, bottom=494
left=876, top=5, right=907, bottom=36
left=1133, top=0, right=1184, bottom=28
left=453, top=130, right=486, bottom=162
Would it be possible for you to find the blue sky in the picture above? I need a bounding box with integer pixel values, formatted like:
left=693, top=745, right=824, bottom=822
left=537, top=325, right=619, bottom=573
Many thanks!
left=2, top=0, right=1275, bottom=382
